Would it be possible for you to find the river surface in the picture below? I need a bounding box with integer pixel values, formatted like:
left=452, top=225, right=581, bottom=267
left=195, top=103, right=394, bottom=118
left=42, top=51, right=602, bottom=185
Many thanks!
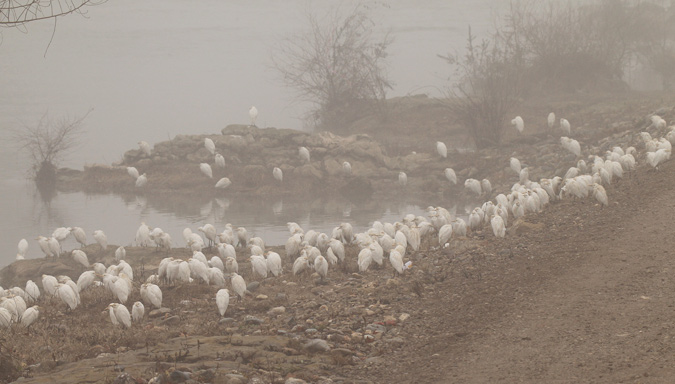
left=0, top=1, right=503, bottom=266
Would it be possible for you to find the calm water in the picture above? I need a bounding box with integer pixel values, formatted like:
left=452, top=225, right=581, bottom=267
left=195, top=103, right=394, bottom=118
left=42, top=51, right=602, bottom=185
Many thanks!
left=0, top=1, right=501, bottom=266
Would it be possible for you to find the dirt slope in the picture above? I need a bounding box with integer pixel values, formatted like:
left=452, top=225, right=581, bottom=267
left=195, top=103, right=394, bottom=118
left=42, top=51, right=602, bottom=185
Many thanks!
left=365, top=162, right=675, bottom=383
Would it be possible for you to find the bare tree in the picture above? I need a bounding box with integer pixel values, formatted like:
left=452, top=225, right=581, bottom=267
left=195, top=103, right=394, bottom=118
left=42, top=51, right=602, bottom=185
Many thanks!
left=13, top=111, right=90, bottom=185
left=273, top=4, right=392, bottom=131
left=0, top=0, right=104, bottom=27
left=442, top=27, right=525, bottom=148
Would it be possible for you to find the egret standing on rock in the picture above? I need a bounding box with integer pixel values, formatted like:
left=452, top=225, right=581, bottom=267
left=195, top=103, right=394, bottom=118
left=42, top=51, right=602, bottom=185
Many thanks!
left=127, top=166, right=139, bottom=179
left=135, top=173, right=147, bottom=188
left=200, top=163, right=213, bottom=178
left=71, top=227, right=87, bottom=247
left=17, top=239, right=28, bottom=260
left=273, top=167, right=283, bottom=182
left=215, top=153, right=225, bottom=168
left=436, top=141, right=447, bottom=158
left=299, top=146, right=310, bottom=163
left=93, top=230, right=108, bottom=252
left=138, top=141, right=151, bottom=156
left=249, top=106, right=258, bottom=126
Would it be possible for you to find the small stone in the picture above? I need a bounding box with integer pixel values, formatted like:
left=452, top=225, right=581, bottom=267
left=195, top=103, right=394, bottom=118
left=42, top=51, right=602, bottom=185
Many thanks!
left=366, top=323, right=386, bottom=334
left=277, top=329, right=288, bottom=335
left=285, top=378, right=308, bottom=384
left=169, top=370, right=191, bottom=383
left=161, top=316, right=180, bottom=325
left=149, top=308, right=171, bottom=318
left=330, top=348, right=354, bottom=357
left=276, top=293, right=287, bottom=300
left=365, top=309, right=375, bottom=316
left=305, top=319, right=314, bottom=324
left=256, top=294, right=268, bottom=300
left=225, top=373, right=246, bottom=384
left=219, top=317, right=235, bottom=324
left=291, top=325, right=305, bottom=332
left=386, top=337, right=405, bottom=347
left=244, top=315, right=264, bottom=325
left=268, top=306, right=286, bottom=315
left=305, top=328, right=318, bottom=335
left=304, top=338, right=330, bottom=353
left=399, top=313, right=410, bottom=322
left=364, top=334, right=375, bottom=343
left=247, top=281, right=261, bottom=292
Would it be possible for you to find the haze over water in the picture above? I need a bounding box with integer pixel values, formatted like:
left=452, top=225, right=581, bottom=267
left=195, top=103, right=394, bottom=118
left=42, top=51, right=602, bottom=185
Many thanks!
left=0, top=1, right=501, bottom=266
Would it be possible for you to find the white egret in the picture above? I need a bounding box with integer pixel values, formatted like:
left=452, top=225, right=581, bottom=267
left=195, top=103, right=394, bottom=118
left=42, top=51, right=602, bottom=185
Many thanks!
left=37, top=236, right=52, bottom=257
left=112, top=303, right=132, bottom=328
left=205, top=138, right=216, bottom=155
left=299, top=146, right=310, bottom=163
left=560, top=118, right=571, bottom=135
left=216, top=289, right=230, bottom=316
left=56, top=283, right=78, bottom=310
left=76, top=271, right=96, bottom=292
left=547, top=112, right=555, bottom=129
left=209, top=256, right=225, bottom=271
left=140, top=283, right=162, bottom=309
left=115, top=246, right=126, bottom=261
left=343, top=161, right=352, bottom=175
left=17, top=238, right=28, bottom=260
left=135, top=173, right=148, bottom=188
left=464, top=178, right=482, bottom=196
left=358, top=248, right=373, bottom=272
left=188, top=258, right=210, bottom=284
left=135, top=223, right=151, bottom=247
left=266, top=252, right=283, bottom=277
left=93, top=230, right=108, bottom=251
left=389, top=250, right=404, bottom=276
left=42, top=274, right=58, bottom=296
left=438, top=224, right=453, bottom=246
left=25, top=280, right=40, bottom=302
left=481, top=179, right=492, bottom=196
left=436, top=141, right=447, bottom=158
left=47, top=237, right=61, bottom=257
left=398, top=171, right=407, bottom=187
left=236, top=227, right=248, bottom=248
left=138, top=141, right=152, bottom=156
left=209, top=267, right=226, bottom=287
left=215, top=177, right=232, bottom=189
left=231, top=273, right=247, bottom=300
left=491, top=215, right=506, bottom=238
left=512, top=116, right=524, bottom=133
left=273, top=167, right=283, bottom=182
left=225, top=256, right=239, bottom=274
left=71, top=227, right=87, bottom=247
left=250, top=255, right=268, bottom=279
left=52, top=227, right=71, bottom=243
left=293, top=255, right=310, bottom=275
left=132, top=301, right=145, bottom=322
left=592, top=183, right=608, bottom=206
left=0, top=308, right=12, bottom=328
left=21, top=306, right=39, bottom=328
left=215, top=153, right=226, bottom=168
left=200, top=163, right=213, bottom=178
left=444, top=168, right=457, bottom=184
left=314, top=255, right=328, bottom=280
left=127, top=166, right=139, bottom=179
left=249, top=106, right=258, bottom=126
left=510, top=157, right=521, bottom=174
left=198, top=224, right=217, bottom=247
left=71, top=250, right=89, bottom=268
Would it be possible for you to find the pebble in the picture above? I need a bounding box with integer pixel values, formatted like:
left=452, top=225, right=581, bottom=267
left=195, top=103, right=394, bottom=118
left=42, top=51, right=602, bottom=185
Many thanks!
left=365, top=323, right=386, bottom=334
left=247, top=281, right=260, bottom=292
left=219, top=317, right=235, bottom=324
left=149, top=308, right=171, bottom=318
left=267, top=306, right=286, bottom=315
left=285, top=378, right=308, bottom=384
left=276, top=293, right=287, bottom=300
left=305, top=328, right=318, bottom=335
left=161, top=316, right=180, bottom=325
left=255, top=294, right=268, bottom=300
left=386, top=337, right=405, bottom=347
left=304, top=338, right=331, bottom=353
left=399, top=313, right=410, bottom=322
left=244, top=315, right=264, bottom=325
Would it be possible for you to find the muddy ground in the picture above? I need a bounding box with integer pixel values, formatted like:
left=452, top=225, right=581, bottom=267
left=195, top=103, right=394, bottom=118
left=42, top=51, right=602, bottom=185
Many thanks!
left=3, top=91, right=675, bottom=383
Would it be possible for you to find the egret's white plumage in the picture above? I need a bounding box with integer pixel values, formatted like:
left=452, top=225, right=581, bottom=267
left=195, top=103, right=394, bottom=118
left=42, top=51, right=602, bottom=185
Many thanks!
left=215, top=153, right=226, bottom=168
left=389, top=250, right=404, bottom=275
left=299, top=146, right=310, bottom=163
left=47, top=237, right=61, bottom=257
left=71, top=250, right=89, bottom=268
left=249, top=106, right=258, bottom=126
left=230, top=273, right=247, bottom=300
left=491, top=215, right=506, bottom=238
left=205, top=138, right=216, bottom=155
left=25, top=280, right=40, bottom=302
left=0, top=308, right=11, bottom=328
left=215, top=177, right=232, bottom=189
left=140, top=283, right=162, bottom=308
left=138, top=141, right=151, bottom=156
left=200, top=163, right=213, bottom=178
left=42, top=274, right=58, bottom=296
left=436, top=141, right=447, bottom=158
left=250, top=255, right=268, bottom=279
left=512, top=116, right=524, bottom=133
left=216, top=289, right=230, bottom=316
left=71, top=227, right=87, bottom=247
left=127, top=166, right=140, bottom=179
left=266, top=252, right=283, bottom=276
left=398, top=171, right=407, bottom=187
left=548, top=112, right=555, bottom=129
left=93, top=230, right=108, bottom=251
left=134, top=173, right=148, bottom=188
left=464, top=178, right=482, bottom=196
left=273, top=167, right=283, bottom=182
left=343, top=161, right=352, bottom=175
left=560, top=118, right=571, bottom=135
left=21, top=306, right=39, bottom=328
left=358, top=248, right=373, bottom=272
left=17, top=238, right=28, bottom=260
left=510, top=157, right=521, bottom=174
left=444, top=168, right=457, bottom=184
left=132, top=301, right=145, bottom=322
left=111, top=303, right=131, bottom=328
left=314, top=255, right=328, bottom=279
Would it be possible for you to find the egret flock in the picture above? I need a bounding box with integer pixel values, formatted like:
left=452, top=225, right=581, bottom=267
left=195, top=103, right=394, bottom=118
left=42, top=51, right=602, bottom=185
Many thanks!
left=2, top=110, right=672, bottom=335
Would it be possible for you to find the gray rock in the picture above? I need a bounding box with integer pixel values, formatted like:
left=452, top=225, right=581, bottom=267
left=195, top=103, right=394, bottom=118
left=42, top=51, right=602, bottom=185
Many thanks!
left=365, top=323, right=386, bottom=334
left=246, top=281, right=260, bottom=292
left=304, top=338, right=330, bottom=353
left=149, top=307, right=171, bottom=318
left=219, top=317, right=235, bottom=324
left=244, top=315, right=264, bottom=325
